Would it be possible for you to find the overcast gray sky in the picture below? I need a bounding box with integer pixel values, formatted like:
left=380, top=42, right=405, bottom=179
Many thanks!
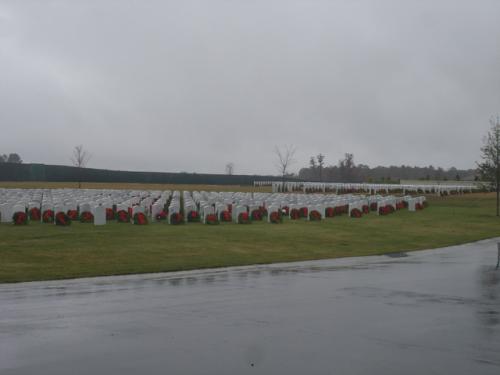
left=1, top=0, right=499, bottom=175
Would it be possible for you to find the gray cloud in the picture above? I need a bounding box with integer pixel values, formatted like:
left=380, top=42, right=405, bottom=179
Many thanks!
left=1, top=0, right=499, bottom=174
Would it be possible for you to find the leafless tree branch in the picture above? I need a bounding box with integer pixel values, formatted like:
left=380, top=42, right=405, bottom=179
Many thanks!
left=71, top=145, right=91, bottom=188
left=274, top=145, right=297, bottom=191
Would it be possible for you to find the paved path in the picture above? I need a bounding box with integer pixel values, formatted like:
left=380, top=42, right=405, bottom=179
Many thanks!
left=1, top=239, right=500, bottom=374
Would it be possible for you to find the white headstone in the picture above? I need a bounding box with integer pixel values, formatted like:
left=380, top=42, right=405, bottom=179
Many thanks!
left=151, top=203, right=163, bottom=222
left=94, top=206, right=106, bottom=225
left=0, top=204, right=13, bottom=223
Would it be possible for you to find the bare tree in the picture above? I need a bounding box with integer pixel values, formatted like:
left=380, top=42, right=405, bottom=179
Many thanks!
left=477, top=116, right=500, bottom=216
left=309, top=156, right=317, bottom=180
left=309, top=156, right=317, bottom=169
left=0, top=153, right=22, bottom=163
left=225, top=162, right=235, bottom=175
left=274, top=145, right=297, bottom=192
left=339, top=153, right=356, bottom=182
left=317, top=153, right=325, bottom=182
left=71, top=145, right=91, bottom=188
left=7, top=153, right=22, bottom=163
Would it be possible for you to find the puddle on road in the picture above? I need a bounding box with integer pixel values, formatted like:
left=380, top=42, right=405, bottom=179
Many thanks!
left=384, top=252, right=409, bottom=258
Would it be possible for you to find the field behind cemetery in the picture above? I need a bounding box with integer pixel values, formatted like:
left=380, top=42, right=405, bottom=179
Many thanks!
left=0, top=181, right=271, bottom=193
left=0, top=190, right=499, bottom=283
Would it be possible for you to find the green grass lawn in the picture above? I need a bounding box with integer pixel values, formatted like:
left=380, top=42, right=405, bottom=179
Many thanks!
left=0, top=193, right=499, bottom=283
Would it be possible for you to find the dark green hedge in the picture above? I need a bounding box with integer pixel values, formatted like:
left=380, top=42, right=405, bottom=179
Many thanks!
left=0, top=163, right=300, bottom=186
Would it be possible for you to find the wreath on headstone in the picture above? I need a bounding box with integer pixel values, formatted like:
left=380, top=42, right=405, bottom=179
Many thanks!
left=67, top=210, right=79, bottom=220
left=29, top=207, right=41, bottom=221
left=170, top=212, right=183, bottom=225
left=238, top=212, right=251, bottom=224
left=133, top=212, right=148, bottom=225
left=42, top=209, right=54, bottom=223
left=155, top=210, right=167, bottom=221
left=13, top=211, right=28, bottom=225
left=350, top=208, right=363, bottom=218
left=106, top=208, right=115, bottom=220
left=205, top=214, right=219, bottom=225
left=309, top=210, right=322, bottom=221
left=379, top=205, right=395, bottom=216
left=269, top=211, right=282, bottom=224
left=325, top=207, right=335, bottom=217
left=80, top=211, right=94, bottom=223
left=251, top=209, right=262, bottom=221
left=219, top=210, right=231, bottom=222
left=187, top=210, right=200, bottom=222
left=299, top=207, right=308, bottom=218
left=290, top=208, right=300, bottom=220
left=116, top=210, right=130, bottom=223
left=55, top=212, right=71, bottom=226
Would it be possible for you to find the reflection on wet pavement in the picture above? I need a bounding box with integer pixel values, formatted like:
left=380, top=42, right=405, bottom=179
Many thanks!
left=1, top=239, right=500, bottom=374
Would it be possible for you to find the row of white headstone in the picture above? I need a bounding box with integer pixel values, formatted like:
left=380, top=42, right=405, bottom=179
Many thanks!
left=0, top=188, right=426, bottom=225
left=254, top=181, right=476, bottom=195
left=185, top=191, right=427, bottom=222
left=0, top=188, right=171, bottom=225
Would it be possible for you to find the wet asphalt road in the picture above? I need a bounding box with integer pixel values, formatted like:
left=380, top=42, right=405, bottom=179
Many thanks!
left=1, top=240, right=500, bottom=374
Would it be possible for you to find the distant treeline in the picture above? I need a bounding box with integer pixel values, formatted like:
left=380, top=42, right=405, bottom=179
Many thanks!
left=299, top=165, right=477, bottom=183
left=299, top=154, right=477, bottom=183
left=0, top=163, right=299, bottom=186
